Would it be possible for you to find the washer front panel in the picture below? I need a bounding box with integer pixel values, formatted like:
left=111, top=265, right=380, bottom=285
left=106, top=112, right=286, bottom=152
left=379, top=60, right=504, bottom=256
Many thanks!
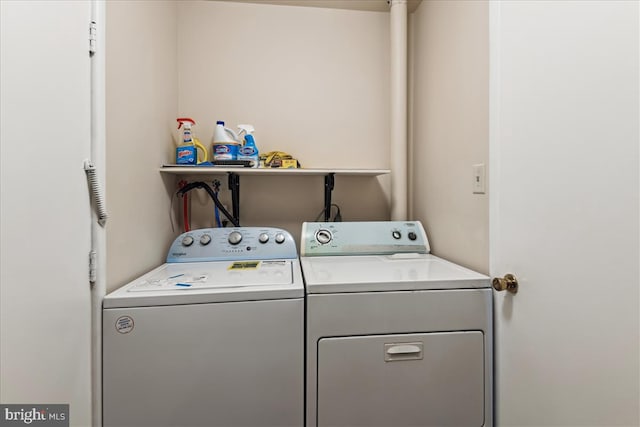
left=104, top=298, right=303, bottom=427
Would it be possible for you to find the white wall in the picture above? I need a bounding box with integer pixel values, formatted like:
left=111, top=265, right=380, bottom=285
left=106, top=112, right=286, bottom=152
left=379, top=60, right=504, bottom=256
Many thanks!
left=178, top=1, right=389, bottom=169
left=176, top=1, right=391, bottom=238
left=410, top=0, right=489, bottom=273
left=106, top=1, right=179, bottom=292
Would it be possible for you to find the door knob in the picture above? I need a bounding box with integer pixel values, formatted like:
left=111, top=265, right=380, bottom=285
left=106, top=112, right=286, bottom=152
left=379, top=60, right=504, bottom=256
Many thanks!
left=493, top=273, right=518, bottom=294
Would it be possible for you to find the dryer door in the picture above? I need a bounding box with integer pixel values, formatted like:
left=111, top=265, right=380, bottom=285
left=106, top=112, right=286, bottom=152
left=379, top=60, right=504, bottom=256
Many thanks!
left=317, top=331, right=485, bottom=426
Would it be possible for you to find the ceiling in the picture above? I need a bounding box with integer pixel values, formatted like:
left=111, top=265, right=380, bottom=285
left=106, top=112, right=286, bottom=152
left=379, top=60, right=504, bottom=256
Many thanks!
left=222, top=0, right=423, bottom=13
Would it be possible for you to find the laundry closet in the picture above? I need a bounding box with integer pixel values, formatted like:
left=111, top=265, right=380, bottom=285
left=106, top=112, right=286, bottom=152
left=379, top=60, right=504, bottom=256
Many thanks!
left=102, top=2, right=493, bottom=426
left=105, top=0, right=490, bottom=293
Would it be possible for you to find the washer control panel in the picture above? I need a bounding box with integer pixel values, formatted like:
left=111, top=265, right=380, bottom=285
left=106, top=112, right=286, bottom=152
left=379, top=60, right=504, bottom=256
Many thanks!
left=300, top=221, right=430, bottom=256
left=167, top=227, right=297, bottom=262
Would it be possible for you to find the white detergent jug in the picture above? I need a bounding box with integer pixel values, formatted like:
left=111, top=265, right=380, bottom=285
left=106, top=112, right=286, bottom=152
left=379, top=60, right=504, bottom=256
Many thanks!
left=212, top=120, right=240, bottom=160
left=212, top=121, right=239, bottom=143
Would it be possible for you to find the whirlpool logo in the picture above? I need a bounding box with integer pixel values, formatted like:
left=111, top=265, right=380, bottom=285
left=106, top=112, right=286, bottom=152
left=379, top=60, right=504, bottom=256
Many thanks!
left=1, top=405, right=68, bottom=426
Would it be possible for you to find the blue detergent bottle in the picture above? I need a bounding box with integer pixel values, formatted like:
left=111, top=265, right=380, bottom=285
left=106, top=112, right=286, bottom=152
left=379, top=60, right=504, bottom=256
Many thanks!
left=238, top=134, right=260, bottom=168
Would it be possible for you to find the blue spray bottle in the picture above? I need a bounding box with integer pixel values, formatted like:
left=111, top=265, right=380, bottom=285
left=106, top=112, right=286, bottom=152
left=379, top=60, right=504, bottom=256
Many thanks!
left=237, top=125, right=260, bottom=168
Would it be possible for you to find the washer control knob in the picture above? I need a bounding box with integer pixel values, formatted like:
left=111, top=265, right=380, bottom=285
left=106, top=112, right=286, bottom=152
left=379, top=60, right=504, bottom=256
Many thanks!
left=275, top=233, right=286, bottom=244
left=182, top=236, right=194, bottom=247
left=316, top=229, right=332, bottom=245
left=200, top=234, right=212, bottom=245
left=408, top=232, right=417, bottom=241
left=228, top=231, right=243, bottom=245
left=392, top=231, right=402, bottom=240
left=259, top=233, right=269, bottom=244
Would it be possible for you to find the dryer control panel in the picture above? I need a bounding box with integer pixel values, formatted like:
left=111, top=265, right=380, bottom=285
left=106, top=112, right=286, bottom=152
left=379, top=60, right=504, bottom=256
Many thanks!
left=167, top=227, right=297, bottom=262
left=301, top=221, right=430, bottom=256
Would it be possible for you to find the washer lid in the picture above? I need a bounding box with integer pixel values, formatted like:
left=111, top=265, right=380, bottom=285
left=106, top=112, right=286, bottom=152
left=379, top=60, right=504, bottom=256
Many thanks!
left=103, top=259, right=304, bottom=308
left=301, top=254, right=489, bottom=293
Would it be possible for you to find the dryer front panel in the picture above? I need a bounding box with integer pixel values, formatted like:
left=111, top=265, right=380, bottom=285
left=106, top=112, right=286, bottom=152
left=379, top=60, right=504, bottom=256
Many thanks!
left=305, top=289, right=493, bottom=426
left=316, top=332, right=485, bottom=427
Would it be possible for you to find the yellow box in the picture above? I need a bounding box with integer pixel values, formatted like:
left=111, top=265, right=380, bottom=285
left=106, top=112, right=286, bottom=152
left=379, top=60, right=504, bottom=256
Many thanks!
left=280, top=159, right=299, bottom=168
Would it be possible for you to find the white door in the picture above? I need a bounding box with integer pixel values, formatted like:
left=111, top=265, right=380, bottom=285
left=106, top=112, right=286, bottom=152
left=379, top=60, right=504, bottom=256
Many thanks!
left=0, top=1, right=93, bottom=425
left=490, top=1, right=639, bottom=425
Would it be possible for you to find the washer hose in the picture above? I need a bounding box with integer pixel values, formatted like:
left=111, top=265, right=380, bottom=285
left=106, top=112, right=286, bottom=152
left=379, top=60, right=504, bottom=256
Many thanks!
left=178, top=180, right=190, bottom=232
left=177, top=181, right=239, bottom=227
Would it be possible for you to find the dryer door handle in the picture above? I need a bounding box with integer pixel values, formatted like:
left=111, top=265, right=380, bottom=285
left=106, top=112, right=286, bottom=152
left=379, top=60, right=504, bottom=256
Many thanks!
left=384, top=342, right=424, bottom=361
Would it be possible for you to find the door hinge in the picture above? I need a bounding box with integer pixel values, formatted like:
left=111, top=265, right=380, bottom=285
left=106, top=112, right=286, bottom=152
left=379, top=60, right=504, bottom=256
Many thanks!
left=89, top=250, right=97, bottom=283
left=89, top=21, right=97, bottom=56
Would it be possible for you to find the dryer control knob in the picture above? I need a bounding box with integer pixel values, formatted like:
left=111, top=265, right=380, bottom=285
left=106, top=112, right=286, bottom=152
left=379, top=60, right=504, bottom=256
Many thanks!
left=275, top=233, right=286, bottom=244
left=259, top=233, right=269, bottom=244
left=392, top=231, right=402, bottom=240
left=315, top=229, right=332, bottom=245
left=200, top=234, right=212, bottom=245
left=228, top=231, right=243, bottom=245
left=182, top=236, right=194, bottom=247
left=408, top=232, right=417, bottom=241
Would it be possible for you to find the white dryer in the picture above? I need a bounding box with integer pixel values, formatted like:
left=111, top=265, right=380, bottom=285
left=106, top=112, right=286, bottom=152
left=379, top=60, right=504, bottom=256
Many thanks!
left=300, top=221, right=493, bottom=427
left=103, top=227, right=304, bottom=427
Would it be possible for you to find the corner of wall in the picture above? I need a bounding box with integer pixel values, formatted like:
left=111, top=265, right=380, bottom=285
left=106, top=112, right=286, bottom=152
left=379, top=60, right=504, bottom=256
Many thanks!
left=409, top=0, right=490, bottom=274
left=106, top=0, right=179, bottom=292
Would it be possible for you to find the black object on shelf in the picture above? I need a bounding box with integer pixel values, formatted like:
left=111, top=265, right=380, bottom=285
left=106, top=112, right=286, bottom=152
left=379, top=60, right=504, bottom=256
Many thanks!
left=324, top=173, right=335, bottom=222
left=211, top=160, right=254, bottom=167
left=228, top=173, right=241, bottom=225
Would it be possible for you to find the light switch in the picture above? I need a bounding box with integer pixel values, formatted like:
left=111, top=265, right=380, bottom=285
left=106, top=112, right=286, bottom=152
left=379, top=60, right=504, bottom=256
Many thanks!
left=473, top=164, right=485, bottom=194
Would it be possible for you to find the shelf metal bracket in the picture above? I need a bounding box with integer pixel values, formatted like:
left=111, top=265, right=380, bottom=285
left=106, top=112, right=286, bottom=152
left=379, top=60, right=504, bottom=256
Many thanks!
left=324, top=173, right=335, bottom=222
left=228, top=172, right=241, bottom=225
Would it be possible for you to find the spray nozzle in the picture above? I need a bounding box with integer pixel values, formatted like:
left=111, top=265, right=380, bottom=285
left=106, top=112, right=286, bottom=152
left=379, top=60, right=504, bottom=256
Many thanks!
left=177, top=118, right=196, bottom=129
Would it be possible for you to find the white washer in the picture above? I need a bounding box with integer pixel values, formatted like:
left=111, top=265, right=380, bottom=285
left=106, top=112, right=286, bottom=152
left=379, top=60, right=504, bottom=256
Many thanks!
left=301, top=221, right=493, bottom=427
left=103, top=227, right=304, bottom=427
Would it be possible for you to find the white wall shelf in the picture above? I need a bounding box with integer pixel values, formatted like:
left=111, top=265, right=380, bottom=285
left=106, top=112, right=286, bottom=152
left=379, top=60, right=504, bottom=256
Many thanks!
left=159, top=165, right=390, bottom=177
left=160, top=165, right=390, bottom=223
